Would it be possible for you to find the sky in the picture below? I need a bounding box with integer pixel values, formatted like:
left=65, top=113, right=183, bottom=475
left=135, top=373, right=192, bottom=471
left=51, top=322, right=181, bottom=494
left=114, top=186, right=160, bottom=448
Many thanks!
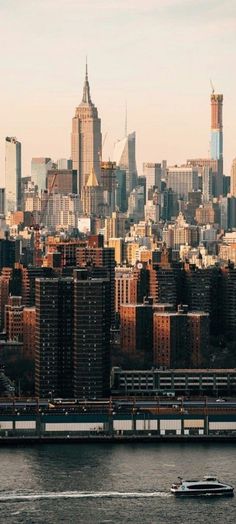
left=0, top=0, right=236, bottom=184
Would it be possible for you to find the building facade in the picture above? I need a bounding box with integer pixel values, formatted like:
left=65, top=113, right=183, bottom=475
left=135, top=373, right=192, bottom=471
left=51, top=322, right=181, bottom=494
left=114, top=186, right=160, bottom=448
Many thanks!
left=73, top=269, right=111, bottom=399
left=5, top=137, right=21, bottom=212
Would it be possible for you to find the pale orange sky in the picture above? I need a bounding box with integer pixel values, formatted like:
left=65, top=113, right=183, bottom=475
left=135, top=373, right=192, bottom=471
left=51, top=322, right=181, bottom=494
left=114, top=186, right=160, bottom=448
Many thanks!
left=0, top=0, right=236, bottom=184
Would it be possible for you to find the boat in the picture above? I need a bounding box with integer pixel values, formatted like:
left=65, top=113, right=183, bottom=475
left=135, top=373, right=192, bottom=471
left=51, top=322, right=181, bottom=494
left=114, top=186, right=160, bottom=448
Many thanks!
left=171, top=476, right=234, bottom=497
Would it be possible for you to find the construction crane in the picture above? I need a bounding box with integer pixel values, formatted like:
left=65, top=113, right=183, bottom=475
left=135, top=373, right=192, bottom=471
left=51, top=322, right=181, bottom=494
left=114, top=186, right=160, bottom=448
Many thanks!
left=31, top=172, right=58, bottom=266
left=210, top=79, right=215, bottom=94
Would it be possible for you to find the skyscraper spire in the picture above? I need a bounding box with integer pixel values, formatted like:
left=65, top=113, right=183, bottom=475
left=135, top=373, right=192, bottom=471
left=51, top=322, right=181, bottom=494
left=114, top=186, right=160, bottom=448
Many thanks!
left=82, top=57, right=92, bottom=104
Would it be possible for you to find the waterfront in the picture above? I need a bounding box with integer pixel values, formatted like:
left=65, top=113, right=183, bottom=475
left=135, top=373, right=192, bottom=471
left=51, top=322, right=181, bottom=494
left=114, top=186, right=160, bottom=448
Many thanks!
left=0, top=443, right=235, bottom=523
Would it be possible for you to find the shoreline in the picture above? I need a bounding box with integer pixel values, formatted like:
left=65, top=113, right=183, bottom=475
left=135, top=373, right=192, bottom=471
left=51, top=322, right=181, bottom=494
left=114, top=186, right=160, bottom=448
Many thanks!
left=0, top=434, right=236, bottom=446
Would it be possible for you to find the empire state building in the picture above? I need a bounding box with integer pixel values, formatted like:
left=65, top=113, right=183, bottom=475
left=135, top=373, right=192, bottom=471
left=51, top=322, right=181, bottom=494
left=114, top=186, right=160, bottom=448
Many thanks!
left=71, top=63, right=102, bottom=195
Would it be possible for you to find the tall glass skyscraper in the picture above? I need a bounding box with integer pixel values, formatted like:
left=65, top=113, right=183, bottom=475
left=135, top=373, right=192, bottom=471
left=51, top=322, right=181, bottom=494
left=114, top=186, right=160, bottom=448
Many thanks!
left=113, top=131, right=137, bottom=195
left=31, top=157, right=52, bottom=192
left=5, top=137, right=21, bottom=213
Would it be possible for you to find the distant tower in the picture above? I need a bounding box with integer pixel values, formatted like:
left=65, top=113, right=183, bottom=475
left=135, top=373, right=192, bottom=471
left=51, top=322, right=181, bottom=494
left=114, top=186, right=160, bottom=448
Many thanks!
left=231, top=158, right=236, bottom=197
left=210, top=91, right=223, bottom=161
left=113, top=132, right=138, bottom=196
left=210, top=89, right=223, bottom=196
left=5, top=137, right=21, bottom=213
left=71, top=61, right=102, bottom=195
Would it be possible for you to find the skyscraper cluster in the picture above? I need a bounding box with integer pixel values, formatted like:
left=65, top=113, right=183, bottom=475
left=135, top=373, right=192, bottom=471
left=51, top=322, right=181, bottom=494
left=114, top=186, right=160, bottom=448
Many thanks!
left=1, top=64, right=236, bottom=400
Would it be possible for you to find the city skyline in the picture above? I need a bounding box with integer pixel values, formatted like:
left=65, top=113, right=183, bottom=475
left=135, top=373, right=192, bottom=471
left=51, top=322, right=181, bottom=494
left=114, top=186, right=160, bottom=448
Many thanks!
left=0, top=0, right=236, bottom=183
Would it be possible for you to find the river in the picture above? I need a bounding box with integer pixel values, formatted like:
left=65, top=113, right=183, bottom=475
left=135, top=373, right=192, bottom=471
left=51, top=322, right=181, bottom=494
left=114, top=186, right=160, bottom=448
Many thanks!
left=0, top=442, right=235, bottom=523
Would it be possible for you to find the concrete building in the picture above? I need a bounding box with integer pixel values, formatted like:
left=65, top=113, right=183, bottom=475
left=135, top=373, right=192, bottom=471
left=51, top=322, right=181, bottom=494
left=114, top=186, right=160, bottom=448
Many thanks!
left=105, top=212, right=126, bottom=243
left=127, top=186, right=144, bottom=221
left=73, top=269, right=111, bottom=399
left=23, top=307, right=36, bottom=359
left=108, top=238, right=124, bottom=265
left=195, top=203, right=216, bottom=225
left=120, top=298, right=154, bottom=366
left=76, top=245, right=115, bottom=322
left=46, top=169, right=77, bottom=195
left=153, top=305, right=209, bottom=368
left=5, top=137, right=21, bottom=212
left=115, top=265, right=148, bottom=313
left=163, top=212, right=199, bottom=250
left=5, top=296, right=23, bottom=342
left=71, top=63, right=102, bottom=195
left=35, top=277, right=74, bottom=398
left=187, top=158, right=222, bottom=199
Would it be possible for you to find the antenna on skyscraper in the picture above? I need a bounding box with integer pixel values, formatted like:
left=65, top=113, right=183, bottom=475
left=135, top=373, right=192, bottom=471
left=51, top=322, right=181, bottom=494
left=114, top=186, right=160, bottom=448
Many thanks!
left=125, top=100, right=127, bottom=137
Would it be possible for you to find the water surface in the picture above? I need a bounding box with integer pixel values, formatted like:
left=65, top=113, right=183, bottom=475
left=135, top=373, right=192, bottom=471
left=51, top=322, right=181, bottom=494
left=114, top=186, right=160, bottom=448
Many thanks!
left=0, top=443, right=235, bottom=523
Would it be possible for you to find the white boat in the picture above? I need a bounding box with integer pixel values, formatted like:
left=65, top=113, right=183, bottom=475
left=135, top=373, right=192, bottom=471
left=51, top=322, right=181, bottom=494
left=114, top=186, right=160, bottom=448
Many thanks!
left=171, top=476, right=234, bottom=497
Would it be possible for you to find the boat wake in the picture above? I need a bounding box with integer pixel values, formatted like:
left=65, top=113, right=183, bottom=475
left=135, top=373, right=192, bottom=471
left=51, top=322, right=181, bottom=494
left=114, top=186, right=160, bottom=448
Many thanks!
left=0, top=490, right=171, bottom=502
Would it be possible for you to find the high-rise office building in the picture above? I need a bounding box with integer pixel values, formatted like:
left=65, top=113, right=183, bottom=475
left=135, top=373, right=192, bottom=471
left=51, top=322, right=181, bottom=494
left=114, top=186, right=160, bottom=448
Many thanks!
left=31, top=157, right=52, bottom=192
left=71, top=63, right=102, bottom=195
left=115, top=168, right=127, bottom=212
left=167, top=166, right=199, bottom=200
left=143, top=163, right=162, bottom=201
left=73, top=269, right=111, bottom=399
left=113, top=132, right=138, bottom=195
left=5, top=137, right=21, bottom=213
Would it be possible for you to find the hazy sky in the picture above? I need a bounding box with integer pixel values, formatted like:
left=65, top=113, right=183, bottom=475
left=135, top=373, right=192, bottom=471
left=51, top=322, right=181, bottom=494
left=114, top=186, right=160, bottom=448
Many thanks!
left=0, top=0, right=236, bottom=184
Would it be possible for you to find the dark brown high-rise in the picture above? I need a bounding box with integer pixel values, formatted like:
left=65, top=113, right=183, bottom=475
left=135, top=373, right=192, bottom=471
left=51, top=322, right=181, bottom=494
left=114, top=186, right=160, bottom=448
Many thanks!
left=73, top=269, right=111, bottom=399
